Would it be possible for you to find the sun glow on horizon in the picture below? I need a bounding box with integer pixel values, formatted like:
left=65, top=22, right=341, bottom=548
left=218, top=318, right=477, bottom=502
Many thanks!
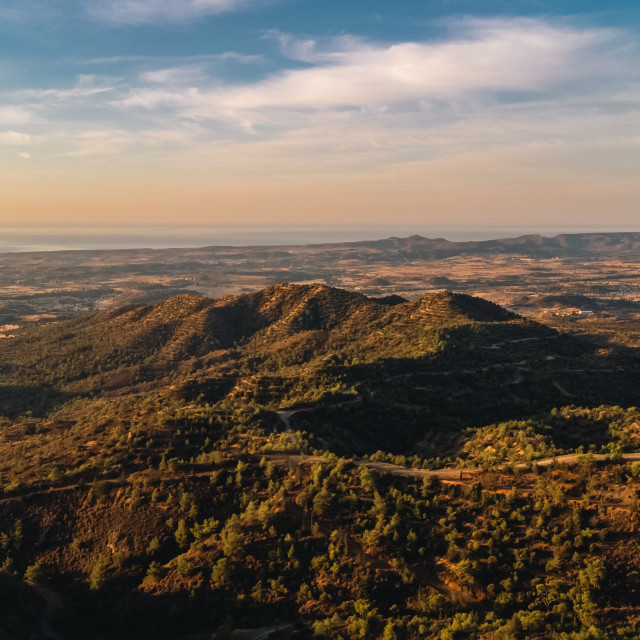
left=1, top=3, right=639, bottom=227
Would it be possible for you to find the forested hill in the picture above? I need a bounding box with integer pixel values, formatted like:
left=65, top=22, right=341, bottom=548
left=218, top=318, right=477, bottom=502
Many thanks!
left=3, top=283, right=548, bottom=393
left=1, top=283, right=636, bottom=460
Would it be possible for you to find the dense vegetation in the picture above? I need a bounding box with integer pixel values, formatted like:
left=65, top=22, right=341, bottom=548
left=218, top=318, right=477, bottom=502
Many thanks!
left=1, top=284, right=639, bottom=639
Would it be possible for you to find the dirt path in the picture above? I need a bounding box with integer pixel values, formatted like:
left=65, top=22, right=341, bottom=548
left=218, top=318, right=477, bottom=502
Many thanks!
left=3, top=451, right=639, bottom=507
left=552, top=379, right=576, bottom=398
left=276, top=398, right=362, bottom=428
left=0, top=476, right=129, bottom=505
left=237, top=623, right=293, bottom=640
left=480, top=336, right=554, bottom=350
left=31, top=584, right=64, bottom=640
left=501, top=367, right=529, bottom=386
left=531, top=452, right=640, bottom=467
left=265, top=452, right=640, bottom=480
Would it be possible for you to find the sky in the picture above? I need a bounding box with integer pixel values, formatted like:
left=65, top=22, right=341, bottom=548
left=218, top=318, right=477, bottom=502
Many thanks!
left=1, top=0, right=640, bottom=232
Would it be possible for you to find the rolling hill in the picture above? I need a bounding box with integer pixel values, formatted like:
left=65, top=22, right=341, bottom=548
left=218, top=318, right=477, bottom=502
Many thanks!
left=0, top=283, right=636, bottom=466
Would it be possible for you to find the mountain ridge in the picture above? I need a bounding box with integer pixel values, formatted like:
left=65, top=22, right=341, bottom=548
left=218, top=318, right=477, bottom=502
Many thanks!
left=1, top=283, right=609, bottom=457
left=7, top=284, right=525, bottom=380
left=197, top=231, right=640, bottom=258
left=2, top=231, right=639, bottom=259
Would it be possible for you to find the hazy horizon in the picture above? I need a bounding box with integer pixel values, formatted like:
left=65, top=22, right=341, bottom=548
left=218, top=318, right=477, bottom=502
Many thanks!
left=1, top=224, right=639, bottom=254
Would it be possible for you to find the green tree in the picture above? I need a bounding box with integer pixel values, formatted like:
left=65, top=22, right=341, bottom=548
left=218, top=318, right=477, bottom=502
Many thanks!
left=89, top=553, right=110, bottom=591
left=175, top=519, right=189, bottom=549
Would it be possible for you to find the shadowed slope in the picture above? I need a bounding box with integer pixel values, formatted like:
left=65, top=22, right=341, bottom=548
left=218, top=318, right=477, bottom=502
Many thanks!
left=2, top=284, right=534, bottom=387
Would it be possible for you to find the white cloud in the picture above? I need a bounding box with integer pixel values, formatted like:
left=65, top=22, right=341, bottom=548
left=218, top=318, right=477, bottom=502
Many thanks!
left=89, top=52, right=263, bottom=66
left=117, top=19, right=634, bottom=127
left=19, top=86, right=115, bottom=104
left=89, top=0, right=269, bottom=24
left=265, top=31, right=367, bottom=64
left=0, top=130, right=32, bottom=145
left=140, top=65, right=208, bottom=85
left=165, top=99, right=640, bottom=180
left=2, top=17, right=639, bottom=184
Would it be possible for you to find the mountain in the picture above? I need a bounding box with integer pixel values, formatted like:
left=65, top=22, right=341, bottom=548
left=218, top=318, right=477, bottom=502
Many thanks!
left=3, top=284, right=517, bottom=381
left=4, top=232, right=640, bottom=267
left=312, top=232, right=640, bottom=259
left=1, top=284, right=634, bottom=461
left=1, top=284, right=553, bottom=394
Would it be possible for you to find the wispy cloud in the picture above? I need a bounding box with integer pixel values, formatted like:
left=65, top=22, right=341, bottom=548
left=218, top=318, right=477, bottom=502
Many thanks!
left=3, top=17, right=639, bottom=185
left=117, top=19, right=634, bottom=126
left=88, top=0, right=272, bottom=24
left=0, top=106, right=35, bottom=125
left=140, top=66, right=208, bottom=85
left=90, top=52, right=263, bottom=66
left=19, top=86, right=116, bottom=104
left=0, top=131, right=33, bottom=145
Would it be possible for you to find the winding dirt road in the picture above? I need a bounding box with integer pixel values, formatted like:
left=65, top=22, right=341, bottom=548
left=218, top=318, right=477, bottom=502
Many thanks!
left=276, top=399, right=362, bottom=428
left=2, top=451, right=639, bottom=507
left=237, top=623, right=293, bottom=640
left=265, top=451, right=640, bottom=480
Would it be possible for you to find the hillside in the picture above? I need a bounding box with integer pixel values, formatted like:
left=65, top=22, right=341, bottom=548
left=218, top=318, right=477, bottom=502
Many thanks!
left=0, top=284, right=636, bottom=476
left=2, top=283, right=524, bottom=395
left=1, top=284, right=640, bottom=639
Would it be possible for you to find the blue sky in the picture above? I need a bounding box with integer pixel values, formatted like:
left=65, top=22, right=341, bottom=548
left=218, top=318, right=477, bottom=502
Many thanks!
left=1, top=0, right=639, bottom=229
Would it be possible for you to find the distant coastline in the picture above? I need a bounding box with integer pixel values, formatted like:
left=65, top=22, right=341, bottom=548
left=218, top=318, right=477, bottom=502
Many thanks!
left=1, top=224, right=637, bottom=254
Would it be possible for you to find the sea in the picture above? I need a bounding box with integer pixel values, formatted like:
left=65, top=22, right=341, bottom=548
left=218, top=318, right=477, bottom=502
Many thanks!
left=0, top=224, right=633, bottom=254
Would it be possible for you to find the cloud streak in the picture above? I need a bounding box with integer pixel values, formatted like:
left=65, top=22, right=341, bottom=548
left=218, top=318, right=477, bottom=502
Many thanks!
left=88, top=0, right=271, bottom=24
left=117, top=19, right=633, bottom=127
left=2, top=17, right=639, bottom=198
